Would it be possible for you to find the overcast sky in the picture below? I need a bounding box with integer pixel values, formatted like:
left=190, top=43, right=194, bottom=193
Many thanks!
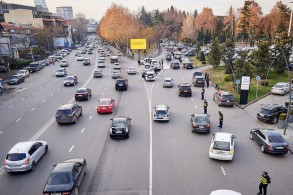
left=5, top=0, right=293, bottom=21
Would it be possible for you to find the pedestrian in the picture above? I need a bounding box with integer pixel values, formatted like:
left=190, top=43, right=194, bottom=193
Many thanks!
left=137, top=59, right=141, bottom=66
left=203, top=99, right=208, bottom=114
left=258, top=172, right=271, bottom=195
left=161, top=59, right=164, bottom=69
left=206, top=77, right=210, bottom=88
left=204, top=72, right=208, bottom=80
left=201, top=87, right=205, bottom=100
left=218, top=111, right=223, bottom=128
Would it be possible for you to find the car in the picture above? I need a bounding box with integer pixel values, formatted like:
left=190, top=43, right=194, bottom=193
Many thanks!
left=87, top=50, right=93, bottom=54
left=178, top=83, right=192, bottom=97
left=182, top=60, right=193, bottom=69
left=143, top=63, right=152, bottom=72
left=42, top=59, right=50, bottom=66
left=112, top=70, right=121, bottom=79
left=81, top=50, right=87, bottom=54
left=209, top=132, right=236, bottom=161
left=271, top=82, right=290, bottom=95
left=43, top=158, right=87, bottom=195
left=285, top=94, right=293, bottom=106
left=145, top=71, right=156, bottom=81
left=153, top=104, right=170, bottom=121
left=4, top=141, right=48, bottom=172
left=83, top=58, right=91, bottom=65
left=110, top=55, right=119, bottom=63
left=115, top=78, right=128, bottom=91
left=165, top=52, right=172, bottom=61
left=99, top=56, right=105, bottom=61
left=0, top=65, right=7, bottom=72
left=8, top=75, right=25, bottom=85
left=56, top=68, right=67, bottom=77
left=17, top=69, right=29, bottom=77
left=163, top=78, right=173, bottom=88
left=53, top=54, right=63, bottom=60
left=60, top=59, right=69, bottom=67
left=210, top=189, right=242, bottom=195
left=127, top=67, right=137, bottom=74
left=28, top=62, right=41, bottom=72
left=75, top=88, right=92, bottom=101
left=192, top=76, right=205, bottom=87
left=250, top=128, right=288, bottom=154
left=75, top=51, right=81, bottom=56
left=110, top=116, right=132, bottom=138
left=97, top=60, right=105, bottom=68
left=77, top=55, right=84, bottom=61
left=97, top=98, right=115, bottom=113
left=64, top=75, right=78, bottom=86
left=192, top=71, right=202, bottom=77
left=55, top=104, right=82, bottom=124
left=93, top=69, right=103, bottom=78
left=213, top=90, right=235, bottom=107
left=113, top=62, right=121, bottom=69
left=256, top=104, right=287, bottom=123
left=190, top=113, right=210, bottom=133
left=170, top=59, right=180, bottom=69
left=116, top=51, right=122, bottom=56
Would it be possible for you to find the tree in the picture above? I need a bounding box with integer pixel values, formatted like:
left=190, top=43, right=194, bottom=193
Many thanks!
left=221, top=39, right=235, bottom=74
left=181, top=14, right=195, bottom=44
left=195, top=7, right=216, bottom=32
left=223, top=6, right=236, bottom=40
left=209, top=38, right=222, bottom=69
left=233, top=52, right=254, bottom=80
left=272, top=44, right=290, bottom=75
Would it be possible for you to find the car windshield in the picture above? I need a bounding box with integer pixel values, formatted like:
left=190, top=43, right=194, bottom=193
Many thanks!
left=165, top=79, right=172, bottom=82
left=76, top=89, right=87, bottom=93
left=213, top=141, right=230, bottom=151
left=195, top=116, right=209, bottom=124
left=61, top=60, right=67, bottom=63
left=268, top=134, right=286, bottom=143
left=112, top=122, right=125, bottom=128
left=29, top=64, right=37, bottom=67
left=57, top=110, right=72, bottom=116
left=180, top=86, right=190, bottom=90
left=99, top=100, right=111, bottom=106
left=260, top=109, right=271, bottom=115
left=6, top=153, right=26, bottom=161
left=116, top=80, right=125, bottom=84
left=57, top=69, right=64, bottom=72
left=222, top=95, right=234, bottom=101
left=18, top=70, right=25, bottom=73
left=10, top=76, right=18, bottom=79
left=156, top=110, right=167, bottom=115
left=47, top=173, right=71, bottom=185
left=274, top=84, right=285, bottom=88
left=66, top=77, right=74, bottom=80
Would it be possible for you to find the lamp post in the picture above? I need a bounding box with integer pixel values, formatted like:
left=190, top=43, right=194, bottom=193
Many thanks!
left=288, top=2, right=293, bottom=37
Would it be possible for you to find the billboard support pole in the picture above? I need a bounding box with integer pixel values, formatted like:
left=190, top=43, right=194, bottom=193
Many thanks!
left=138, top=50, right=140, bottom=61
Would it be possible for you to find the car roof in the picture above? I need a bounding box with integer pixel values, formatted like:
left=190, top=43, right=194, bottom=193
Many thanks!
left=99, top=98, right=112, bottom=102
left=76, top=88, right=87, bottom=91
left=58, top=104, right=74, bottom=110
left=214, top=132, right=233, bottom=142
left=274, top=82, right=288, bottom=86
left=112, top=116, right=128, bottom=122
left=8, top=141, right=35, bottom=153
left=261, top=104, right=282, bottom=110
left=260, top=128, right=281, bottom=136
left=179, top=83, right=191, bottom=86
left=53, top=162, right=75, bottom=173
left=57, top=68, right=65, bottom=70
left=219, top=90, right=232, bottom=95
left=164, top=78, right=172, bottom=80
left=193, top=113, right=209, bottom=117
left=155, top=104, right=168, bottom=110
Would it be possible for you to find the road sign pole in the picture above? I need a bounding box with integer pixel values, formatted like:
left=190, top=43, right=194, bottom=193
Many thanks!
left=256, top=81, right=259, bottom=98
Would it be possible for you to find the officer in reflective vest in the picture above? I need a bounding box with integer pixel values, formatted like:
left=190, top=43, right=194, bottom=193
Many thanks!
left=218, top=111, right=223, bottom=128
left=203, top=99, right=208, bottom=114
left=258, top=171, right=271, bottom=195
left=201, top=87, right=205, bottom=100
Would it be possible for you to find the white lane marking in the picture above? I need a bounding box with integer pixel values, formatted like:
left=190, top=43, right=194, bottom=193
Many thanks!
left=105, top=87, right=107, bottom=90
left=81, top=128, right=85, bottom=133
left=42, top=100, right=46, bottom=103
left=32, top=91, right=35, bottom=94
left=30, top=108, right=35, bottom=111
left=69, top=145, right=75, bottom=152
left=30, top=117, right=55, bottom=141
left=221, top=166, right=227, bottom=176
left=0, top=131, right=3, bottom=134
left=50, top=93, right=54, bottom=96
left=191, top=98, right=194, bottom=101
left=194, top=105, right=197, bottom=109
left=89, top=116, right=92, bottom=120
left=8, top=105, right=14, bottom=109
left=16, top=118, right=22, bottom=123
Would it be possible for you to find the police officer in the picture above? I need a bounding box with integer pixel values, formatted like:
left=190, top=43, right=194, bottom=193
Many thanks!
left=201, top=87, right=205, bottom=100
left=203, top=99, right=208, bottom=114
left=206, top=77, right=210, bottom=88
left=218, top=111, right=223, bottom=128
left=258, top=172, right=271, bottom=195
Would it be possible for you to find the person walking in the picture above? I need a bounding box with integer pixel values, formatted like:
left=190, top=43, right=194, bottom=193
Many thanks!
left=203, top=99, right=208, bottom=114
left=218, top=111, right=223, bottom=128
left=201, top=87, right=205, bottom=100
left=204, top=72, right=208, bottom=80
left=206, top=77, right=210, bottom=88
left=137, top=59, right=141, bottom=66
left=258, top=172, right=271, bottom=195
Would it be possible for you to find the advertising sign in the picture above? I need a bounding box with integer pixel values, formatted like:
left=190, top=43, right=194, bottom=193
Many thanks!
left=130, top=39, right=146, bottom=50
left=241, top=76, right=250, bottom=90
left=53, top=37, right=72, bottom=47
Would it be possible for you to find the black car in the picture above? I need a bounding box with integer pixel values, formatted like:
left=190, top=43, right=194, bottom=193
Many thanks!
left=43, top=158, right=87, bottom=195
left=28, top=62, right=41, bottom=73
left=165, top=53, right=172, bottom=61
left=75, top=88, right=92, bottom=101
left=8, top=75, right=25, bottom=85
left=81, top=50, right=87, bottom=54
left=178, top=83, right=192, bottom=97
left=110, top=116, right=132, bottom=138
left=83, top=58, right=91, bottom=65
left=170, top=60, right=180, bottom=69
left=250, top=128, right=288, bottom=154
left=55, top=104, right=82, bottom=124
left=0, top=65, right=7, bottom=72
left=115, top=78, right=128, bottom=91
left=256, top=104, right=287, bottom=124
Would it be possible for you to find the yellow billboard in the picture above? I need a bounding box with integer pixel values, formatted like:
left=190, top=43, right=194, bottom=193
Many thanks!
left=130, top=39, right=146, bottom=50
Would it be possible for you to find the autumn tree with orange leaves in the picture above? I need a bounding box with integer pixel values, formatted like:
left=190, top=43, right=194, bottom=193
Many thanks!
left=181, top=14, right=196, bottom=44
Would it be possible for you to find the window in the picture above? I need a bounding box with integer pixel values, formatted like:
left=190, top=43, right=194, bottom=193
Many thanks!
left=268, top=135, right=286, bottom=143
left=47, top=173, right=71, bottom=185
left=28, top=145, right=37, bottom=155
left=213, top=141, right=230, bottom=151
left=6, top=153, right=26, bottom=161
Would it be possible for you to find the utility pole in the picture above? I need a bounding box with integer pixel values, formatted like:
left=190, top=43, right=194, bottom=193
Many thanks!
left=288, top=2, right=293, bottom=37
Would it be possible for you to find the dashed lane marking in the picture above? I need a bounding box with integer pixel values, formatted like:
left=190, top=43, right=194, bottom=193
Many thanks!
left=89, top=116, right=92, bottom=120
left=50, top=93, right=54, bottom=96
left=0, top=131, right=3, bottom=134
left=8, top=105, right=14, bottom=109
left=81, top=128, right=85, bottom=133
left=69, top=145, right=75, bottom=152
left=32, top=91, right=36, bottom=94
left=221, top=166, right=227, bottom=176
left=30, top=108, right=35, bottom=111
left=42, top=100, right=46, bottom=103
left=16, top=118, right=22, bottom=123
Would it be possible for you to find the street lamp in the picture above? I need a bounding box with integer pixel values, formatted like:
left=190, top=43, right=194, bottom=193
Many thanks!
left=288, top=2, right=293, bottom=37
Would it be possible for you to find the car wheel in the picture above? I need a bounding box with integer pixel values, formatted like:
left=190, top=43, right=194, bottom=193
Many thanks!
left=87, top=95, right=90, bottom=100
left=250, top=133, right=254, bottom=140
left=126, top=134, right=129, bottom=138
left=272, top=117, right=278, bottom=124
left=80, top=109, right=83, bottom=116
left=31, top=161, right=36, bottom=171
left=44, top=145, right=48, bottom=154
left=261, top=145, right=266, bottom=153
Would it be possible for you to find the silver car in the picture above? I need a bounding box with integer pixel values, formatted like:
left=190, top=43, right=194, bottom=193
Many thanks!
left=163, top=78, right=173, bottom=88
left=271, top=82, right=290, bottom=95
left=4, top=141, right=48, bottom=172
left=112, top=70, right=121, bottom=79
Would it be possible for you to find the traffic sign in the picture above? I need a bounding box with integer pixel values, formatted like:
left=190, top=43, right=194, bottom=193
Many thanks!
left=235, top=79, right=240, bottom=85
left=256, top=76, right=261, bottom=81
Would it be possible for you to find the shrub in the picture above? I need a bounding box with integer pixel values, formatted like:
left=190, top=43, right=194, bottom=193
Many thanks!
left=224, top=75, right=233, bottom=82
left=202, top=61, right=206, bottom=64
left=260, top=80, right=269, bottom=86
left=199, top=51, right=206, bottom=62
left=279, top=113, right=287, bottom=120
left=10, top=59, right=32, bottom=69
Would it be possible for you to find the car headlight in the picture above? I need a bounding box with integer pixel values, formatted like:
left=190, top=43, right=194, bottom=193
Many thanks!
left=125, top=128, right=128, bottom=132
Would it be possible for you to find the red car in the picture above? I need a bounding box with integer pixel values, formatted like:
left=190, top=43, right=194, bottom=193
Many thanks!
left=97, top=98, right=115, bottom=113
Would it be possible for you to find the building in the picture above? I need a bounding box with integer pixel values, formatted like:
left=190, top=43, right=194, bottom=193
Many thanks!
left=56, top=6, right=73, bottom=20
left=87, top=19, right=98, bottom=33
left=34, top=0, right=48, bottom=12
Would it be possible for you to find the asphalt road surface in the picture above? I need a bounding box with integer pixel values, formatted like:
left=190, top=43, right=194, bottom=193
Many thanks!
left=0, top=43, right=292, bottom=195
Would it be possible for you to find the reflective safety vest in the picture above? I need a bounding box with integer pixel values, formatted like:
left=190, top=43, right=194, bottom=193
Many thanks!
left=219, top=114, right=223, bottom=120
left=204, top=102, right=208, bottom=107
left=261, top=176, right=268, bottom=185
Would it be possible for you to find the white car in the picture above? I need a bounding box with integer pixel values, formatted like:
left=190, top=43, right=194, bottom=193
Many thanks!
left=271, top=82, right=290, bottom=95
left=77, top=55, right=84, bottom=61
left=112, top=70, right=121, bottom=79
left=116, top=51, right=122, bottom=56
left=55, top=68, right=67, bottom=77
left=153, top=104, right=170, bottom=121
left=210, top=190, right=242, bottom=195
left=17, top=69, right=29, bottom=77
left=209, top=132, right=236, bottom=161
left=99, top=56, right=105, bottom=61
left=145, top=71, right=156, bottom=81
left=97, top=60, right=105, bottom=68
left=127, top=67, right=137, bottom=74
left=59, top=59, right=68, bottom=67
left=163, top=78, right=173, bottom=88
left=113, top=62, right=121, bottom=70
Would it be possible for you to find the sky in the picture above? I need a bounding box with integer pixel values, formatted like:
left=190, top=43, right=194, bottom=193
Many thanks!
left=4, top=0, right=293, bottom=21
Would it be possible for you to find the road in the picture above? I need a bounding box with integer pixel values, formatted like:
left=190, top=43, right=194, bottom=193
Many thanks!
left=0, top=43, right=292, bottom=195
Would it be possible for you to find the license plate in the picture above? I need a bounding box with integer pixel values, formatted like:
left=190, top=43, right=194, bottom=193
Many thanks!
left=102, top=107, right=106, bottom=109
left=199, top=126, right=204, bottom=128
left=227, top=100, right=230, bottom=102
left=184, top=90, right=188, bottom=92
left=118, top=84, right=123, bottom=86
left=116, top=130, right=122, bottom=133
left=276, top=147, right=284, bottom=149
left=51, top=193, right=61, bottom=195
left=217, top=151, right=224, bottom=154
left=78, top=95, right=83, bottom=96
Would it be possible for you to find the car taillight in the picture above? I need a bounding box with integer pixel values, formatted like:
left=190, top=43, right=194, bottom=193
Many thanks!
left=221, top=99, right=225, bottom=102
left=206, top=124, right=210, bottom=128
left=23, top=157, right=30, bottom=165
left=193, top=123, right=198, bottom=128
left=189, top=90, right=191, bottom=92
left=180, top=90, right=184, bottom=92
left=43, top=193, right=50, bottom=195
left=3, top=159, right=6, bottom=166
left=84, top=94, right=87, bottom=96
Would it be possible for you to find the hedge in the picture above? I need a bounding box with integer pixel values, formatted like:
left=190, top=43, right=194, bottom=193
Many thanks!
left=10, top=59, right=32, bottom=69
